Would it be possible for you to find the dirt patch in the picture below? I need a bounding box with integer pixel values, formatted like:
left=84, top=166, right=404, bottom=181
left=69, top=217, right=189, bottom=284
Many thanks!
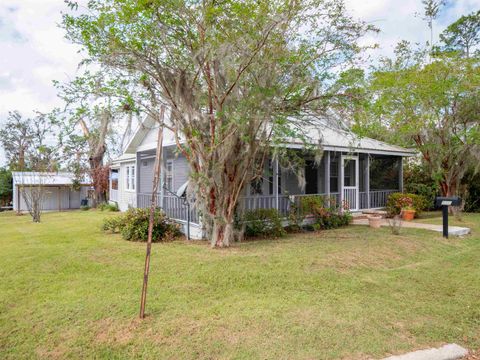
left=94, top=317, right=143, bottom=345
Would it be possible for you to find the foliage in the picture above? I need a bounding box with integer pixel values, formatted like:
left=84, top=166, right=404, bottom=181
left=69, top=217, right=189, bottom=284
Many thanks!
left=241, top=208, right=285, bottom=238
left=359, top=42, right=480, bottom=197
left=463, top=171, right=480, bottom=213
left=0, top=111, right=60, bottom=171
left=403, top=162, right=439, bottom=210
left=98, top=202, right=119, bottom=212
left=440, top=10, right=480, bottom=58
left=290, top=195, right=351, bottom=231
left=80, top=205, right=91, bottom=211
left=0, top=168, right=12, bottom=206
left=386, top=193, right=428, bottom=217
left=62, top=0, right=375, bottom=247
left=102, top=208, right=180, bottom=242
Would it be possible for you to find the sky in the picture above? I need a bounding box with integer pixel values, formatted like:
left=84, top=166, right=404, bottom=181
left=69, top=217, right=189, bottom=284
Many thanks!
left=0, top=0, right=479, bottom=166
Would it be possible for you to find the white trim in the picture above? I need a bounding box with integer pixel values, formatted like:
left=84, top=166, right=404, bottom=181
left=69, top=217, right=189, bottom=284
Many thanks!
left=341, top=155, right=359, bottom=211
left=165, top=159, right=174, bottom=192
left=124, top=165, right=136, bottom=192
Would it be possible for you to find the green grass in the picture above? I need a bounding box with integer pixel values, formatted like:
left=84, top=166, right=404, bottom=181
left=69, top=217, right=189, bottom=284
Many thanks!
left=1, top=210, right=479, bottom=359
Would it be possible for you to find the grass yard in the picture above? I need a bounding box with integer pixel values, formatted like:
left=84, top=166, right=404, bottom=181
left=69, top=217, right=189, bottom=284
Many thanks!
left=1, top=210, right=480, bottom=359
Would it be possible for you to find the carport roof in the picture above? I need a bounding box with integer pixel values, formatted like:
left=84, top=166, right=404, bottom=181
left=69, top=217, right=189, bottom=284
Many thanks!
left=12, top=172, right=91, bottom=186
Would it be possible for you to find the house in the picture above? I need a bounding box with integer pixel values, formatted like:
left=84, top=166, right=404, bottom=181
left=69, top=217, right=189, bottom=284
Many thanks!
left=12, top=172, right=91, bottom=212
left=109, top=117, right=415, bottom=239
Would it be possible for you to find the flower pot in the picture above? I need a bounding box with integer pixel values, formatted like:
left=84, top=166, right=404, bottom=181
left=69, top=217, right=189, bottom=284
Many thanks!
left=401, top=209, right=415, bottom=221
left=368, top=215, right=382, bottom=228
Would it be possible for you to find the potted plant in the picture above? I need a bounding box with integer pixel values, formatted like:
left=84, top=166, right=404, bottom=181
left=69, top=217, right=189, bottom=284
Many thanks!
left=368, top=214, right=382, bottom=228
left=401, top=206, right=416, bottom=221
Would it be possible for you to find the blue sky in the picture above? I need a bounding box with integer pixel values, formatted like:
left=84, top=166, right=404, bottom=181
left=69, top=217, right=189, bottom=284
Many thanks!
left=0, top=0, right=479, bottom=166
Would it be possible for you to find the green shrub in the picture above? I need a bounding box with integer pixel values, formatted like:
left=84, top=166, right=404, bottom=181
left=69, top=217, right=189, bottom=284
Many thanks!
left=80, top=205, right=90, bottom=211
left=386, top=193, right=428, bottom=217
left=98, top=202, right=119, bottom=212
left=242, top=208, right=285, bottom=238
left=289, top=195, right=351, bottom=231
left=101, top=208, right=181, bottom=242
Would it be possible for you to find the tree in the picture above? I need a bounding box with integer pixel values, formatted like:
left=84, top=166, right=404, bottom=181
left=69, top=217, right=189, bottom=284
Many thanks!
left=54, top=71, right=138, bottom=206
left=365, top=44, right=480, bottom=197
left=63, top=0, right=374, bottom=247
left=440, top=10, right=480, bottom=58
left=0, top=111, right=34, bottom=170
left=419, top=0, right=445, bottom=51
left=0, top=168, right=12, bottom=206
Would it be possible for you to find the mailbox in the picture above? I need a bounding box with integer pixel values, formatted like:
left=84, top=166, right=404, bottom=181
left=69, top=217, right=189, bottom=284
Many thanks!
left=435, top=196, right=461, bottom=208
left=435, top=196, right=462, bottom=239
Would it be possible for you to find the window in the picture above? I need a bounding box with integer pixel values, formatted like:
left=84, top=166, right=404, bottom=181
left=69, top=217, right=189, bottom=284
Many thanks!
left=125, top=165, right=135, bottom=191
left=330, top=160, right=338, bottom=193
left=250, top=178, right=263, bottom=195
left=111, top=169, right=118, bottom=190
left=165, top=160, right=173, bottom=191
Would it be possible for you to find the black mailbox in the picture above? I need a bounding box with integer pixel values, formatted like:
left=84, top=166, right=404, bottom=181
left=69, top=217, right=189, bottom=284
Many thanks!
left=435, top=196, right=462, bottom=238
left=435, top=196, right=461, bottom=207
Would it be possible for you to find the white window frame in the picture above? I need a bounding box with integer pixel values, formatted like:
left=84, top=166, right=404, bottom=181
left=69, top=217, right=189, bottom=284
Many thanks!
left=125, top=165, right=136, bottom=192
left=165, top=160, right=174, bottom=191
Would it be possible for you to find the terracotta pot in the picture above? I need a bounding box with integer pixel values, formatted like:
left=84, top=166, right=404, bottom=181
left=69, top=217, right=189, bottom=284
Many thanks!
left=401, top=209, right=415, bottom=221
left=368, top=215, right=382, bottom=228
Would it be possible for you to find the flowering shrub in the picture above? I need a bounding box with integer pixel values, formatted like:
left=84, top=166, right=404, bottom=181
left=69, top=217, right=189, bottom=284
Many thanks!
left=102, top=208, right=180, bottom=242
left=386, top=193, right=428, bottom=217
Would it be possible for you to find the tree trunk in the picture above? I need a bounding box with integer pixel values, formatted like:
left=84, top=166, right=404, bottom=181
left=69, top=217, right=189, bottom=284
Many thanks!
left=211, top=218, right=235, bottom=248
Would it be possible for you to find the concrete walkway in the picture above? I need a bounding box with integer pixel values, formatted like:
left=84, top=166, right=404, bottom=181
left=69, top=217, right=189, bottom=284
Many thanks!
left=382, top=343, right=468, bottom=360
left=352, top=218, right=471, bottom=236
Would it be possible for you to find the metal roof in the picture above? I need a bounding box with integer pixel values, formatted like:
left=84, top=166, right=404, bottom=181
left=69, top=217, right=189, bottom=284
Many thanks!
left=115, top=115, right=416, bottom=161
left=12, top=172, right=91, bottom=186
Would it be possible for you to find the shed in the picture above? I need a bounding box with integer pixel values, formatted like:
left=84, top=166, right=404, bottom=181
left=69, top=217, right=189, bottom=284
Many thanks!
left=12, top=172, right=92, bottom=212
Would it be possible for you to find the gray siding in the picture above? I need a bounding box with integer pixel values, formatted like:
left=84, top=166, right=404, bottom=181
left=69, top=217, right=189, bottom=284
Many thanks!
left=15, top=186, right=88, bottom=211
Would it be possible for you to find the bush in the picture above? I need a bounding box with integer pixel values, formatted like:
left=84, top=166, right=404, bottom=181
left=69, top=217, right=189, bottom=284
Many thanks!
left=101, top=208, right=181, bottom=242
left=404, top=163, right=439, bottom=210
left=80, top=205, right=90, bottom=211
left=290, top=195, right=351, bottom=231
left=386, top=193, right=428, bottom=217
left=98, top=202, right=119, bottom=212
left=242, top=208, right=285, bottom=238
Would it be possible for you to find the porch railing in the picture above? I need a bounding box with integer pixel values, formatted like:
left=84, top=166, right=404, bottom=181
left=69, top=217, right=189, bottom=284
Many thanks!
left=110, top=189, right=118, bottom=202
left=136, top=189, right=397, bottom=224
left=137, top=193, right=199, bottom=224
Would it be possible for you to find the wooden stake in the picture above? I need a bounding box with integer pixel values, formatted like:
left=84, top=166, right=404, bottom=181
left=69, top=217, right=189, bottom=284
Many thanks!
left=139, top=107, right=165, bottom=319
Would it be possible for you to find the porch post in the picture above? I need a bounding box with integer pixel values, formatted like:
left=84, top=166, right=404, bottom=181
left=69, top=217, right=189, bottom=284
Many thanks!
left=274, top=157, right=279, bottom=210
left=399, top=157, right=404, bottom=192
left=136, top=151, right=141, bottom=207
left=159, top=150, right=165, bottom=209
left=325, top=151, right=330, bottom=205
left=339, top=153, right=344, bottom=210
left=366, top=154, right=370, bottom=209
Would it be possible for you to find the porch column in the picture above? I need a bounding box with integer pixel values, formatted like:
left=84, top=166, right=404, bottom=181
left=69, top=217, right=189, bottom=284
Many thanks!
left=325, top=151, right=330, bottom=205
left=339, top=153, right=344, bottom=210
left=135, top=151, right=141, bottom=207
left=274, top=157, right=279, bottom=211
left=159, top=150, right=165, bottom=209
left=366, top=154, right=370, bottom=209
left=399, top=157, right=404, bottom=192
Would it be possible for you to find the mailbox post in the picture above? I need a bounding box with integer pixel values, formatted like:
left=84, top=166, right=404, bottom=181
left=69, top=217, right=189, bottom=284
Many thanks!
left=435, top=196, right=461, bottom=238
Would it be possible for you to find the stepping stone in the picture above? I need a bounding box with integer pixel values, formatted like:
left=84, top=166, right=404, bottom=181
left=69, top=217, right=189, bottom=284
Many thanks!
left=383, top=344, right=468, bottom=360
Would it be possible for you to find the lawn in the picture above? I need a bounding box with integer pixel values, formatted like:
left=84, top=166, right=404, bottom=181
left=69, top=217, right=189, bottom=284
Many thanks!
left=0, top=210, right=479, bottom=359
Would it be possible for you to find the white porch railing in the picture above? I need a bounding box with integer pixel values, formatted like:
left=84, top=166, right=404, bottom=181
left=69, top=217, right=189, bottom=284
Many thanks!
left=137, top=193, right=199, bottom=224
left=136, top=189, right=398, bottom=224
left=110, top=189, right=118, bottom=202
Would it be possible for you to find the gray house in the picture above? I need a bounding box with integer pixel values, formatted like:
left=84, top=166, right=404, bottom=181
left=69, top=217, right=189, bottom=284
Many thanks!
left=13, top=172, right=91, bottom=212
left=109, top=117, right=415, bottom=239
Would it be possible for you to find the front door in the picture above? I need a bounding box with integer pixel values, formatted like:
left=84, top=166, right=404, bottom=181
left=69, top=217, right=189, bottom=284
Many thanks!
left=341, top=155, right=359, bottom=211
left=305, top=160, right=318, bottom=194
